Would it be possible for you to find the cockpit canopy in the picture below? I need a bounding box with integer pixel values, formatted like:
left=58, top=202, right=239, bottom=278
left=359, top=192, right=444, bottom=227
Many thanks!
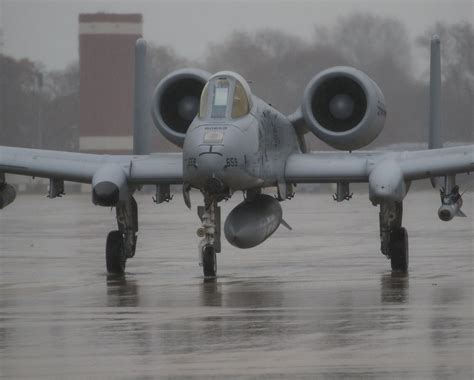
left=199, top=72, right=252, bottom=119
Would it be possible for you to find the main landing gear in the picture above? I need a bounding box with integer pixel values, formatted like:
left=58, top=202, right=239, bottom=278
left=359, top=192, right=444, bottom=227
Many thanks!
left=106, top=196, right=138, bottom=274
left=379, top=201, right=409, bottom=272
left=197, top=196, right=221, bottom=278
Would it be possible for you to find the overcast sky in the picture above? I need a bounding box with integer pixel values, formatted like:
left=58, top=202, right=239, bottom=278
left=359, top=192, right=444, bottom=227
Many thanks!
left=1, top=0, right=472, bottom=71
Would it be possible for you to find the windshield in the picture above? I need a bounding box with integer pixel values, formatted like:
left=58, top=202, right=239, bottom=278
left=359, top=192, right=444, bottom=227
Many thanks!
left=199, top=83, right=209, bottom=118
left=232, top=81, right=250, bottom=118
left=199, top=74, right=251, bottom=120
left=211, top=79, right=230, bottom=118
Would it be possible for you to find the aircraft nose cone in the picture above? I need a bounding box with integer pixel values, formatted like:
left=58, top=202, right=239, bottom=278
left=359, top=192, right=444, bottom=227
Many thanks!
left=329, top=94, right=354, bottom=120
left=187, top=152, right=226, bottom=191
left=198, top=153, right=225, bottom=175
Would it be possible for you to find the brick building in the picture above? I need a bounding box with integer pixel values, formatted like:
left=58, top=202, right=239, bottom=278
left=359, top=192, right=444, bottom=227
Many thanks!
left=79, top=13, right=142, bottom=154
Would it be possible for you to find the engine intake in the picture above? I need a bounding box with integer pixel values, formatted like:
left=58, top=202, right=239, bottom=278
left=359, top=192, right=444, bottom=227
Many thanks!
left=151, top=68, right=211, bottom=147
left=301, top=66, right=386, bottom=150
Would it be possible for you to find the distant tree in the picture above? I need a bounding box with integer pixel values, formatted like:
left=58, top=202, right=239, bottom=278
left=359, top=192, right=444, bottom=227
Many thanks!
left=0, top=55, right=39, bottom=147
left=203, top=14, right=424, bottom=148
left=0, top=56, right=80, bottom=150
left=327, top=13, right=413, bottom=73
left=1, top=15, right=471, bottom=155
left=43, top=61, right=80, bottom=150
left=202, top=15, right=472, bottom=148
left=46, top=61, right=80, bottom=99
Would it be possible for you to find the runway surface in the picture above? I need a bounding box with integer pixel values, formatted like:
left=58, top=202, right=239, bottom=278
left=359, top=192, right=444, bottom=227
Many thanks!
left=0, top=191, right=472, bottom=379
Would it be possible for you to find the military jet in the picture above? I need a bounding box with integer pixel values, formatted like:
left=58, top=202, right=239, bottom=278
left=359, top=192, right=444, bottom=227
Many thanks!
left=0, top=36, right=472, bottom=277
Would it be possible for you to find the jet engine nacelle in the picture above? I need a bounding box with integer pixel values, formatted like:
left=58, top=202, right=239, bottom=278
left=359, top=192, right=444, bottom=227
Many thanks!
left=0, top=183, right=16, bottom=210
left=224, top=194, right=282, bottom=249
left=151, top=68, right=211, bottom=147
left=92, top=164, right=128, bottom=207
left=301, top=66, right=386, bottom=150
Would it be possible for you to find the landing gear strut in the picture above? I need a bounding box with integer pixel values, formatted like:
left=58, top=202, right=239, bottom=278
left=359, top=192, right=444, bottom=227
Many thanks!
left=106, top=196, right=138, bottom=274
left=379, top=201, right=409, bottom=272
left=197, top=197, right=221, bottom=278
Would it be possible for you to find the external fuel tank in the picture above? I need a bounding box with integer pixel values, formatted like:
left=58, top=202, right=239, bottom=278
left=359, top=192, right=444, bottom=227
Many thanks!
left=224, top=194, right=282, bottom=249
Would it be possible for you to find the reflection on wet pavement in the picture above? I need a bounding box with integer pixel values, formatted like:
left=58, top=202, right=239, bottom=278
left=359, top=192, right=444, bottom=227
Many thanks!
left=0, top=192, right=472, bottom=378
left=381, top=272, right=409, bottom=304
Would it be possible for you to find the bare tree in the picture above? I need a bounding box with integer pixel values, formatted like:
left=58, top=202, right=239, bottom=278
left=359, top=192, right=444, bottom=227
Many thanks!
left=1, top=14, right=471, bottom=154
left=0, top=55, right=39, bottom=147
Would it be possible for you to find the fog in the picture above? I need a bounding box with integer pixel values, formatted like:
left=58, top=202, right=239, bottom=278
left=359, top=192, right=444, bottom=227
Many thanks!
left=0, top=2, right=472, bottom=151
left=2, top=0, right=472, bottom=70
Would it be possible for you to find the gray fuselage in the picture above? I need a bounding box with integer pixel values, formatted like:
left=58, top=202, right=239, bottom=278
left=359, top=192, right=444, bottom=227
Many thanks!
left=183, top=72, right=300, bottom=193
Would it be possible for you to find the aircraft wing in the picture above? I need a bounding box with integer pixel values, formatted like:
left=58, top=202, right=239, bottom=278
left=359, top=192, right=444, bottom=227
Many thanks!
left=285, top=146, right=474, bottom=183
left=0, top=146, right=183, bottom=185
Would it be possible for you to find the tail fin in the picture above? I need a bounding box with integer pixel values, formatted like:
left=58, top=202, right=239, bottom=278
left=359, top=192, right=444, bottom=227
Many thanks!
left=133, top=38, right=150, bottom=155
left=429, top=35, right=442, bottom=150
left=429, top=35, right=442, bottom=188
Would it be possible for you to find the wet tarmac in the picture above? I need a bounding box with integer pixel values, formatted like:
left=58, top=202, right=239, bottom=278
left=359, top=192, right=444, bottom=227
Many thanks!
left=0, top=191, right=472, bottom=379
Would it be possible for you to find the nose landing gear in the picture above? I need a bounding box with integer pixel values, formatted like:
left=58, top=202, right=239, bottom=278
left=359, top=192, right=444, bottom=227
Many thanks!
left=201, top=244, right=217, bottom=277
left=379, top=201, right=409, bottom=272
left=197, top=197, right=221, bottom=278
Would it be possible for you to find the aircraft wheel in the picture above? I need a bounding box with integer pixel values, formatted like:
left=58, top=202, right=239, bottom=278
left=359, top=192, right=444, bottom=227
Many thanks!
left=202, top=245, right=217, bottom=278
left=390, top=227, right=409, bottom=272
left=106, top=230, right=126, bottom=274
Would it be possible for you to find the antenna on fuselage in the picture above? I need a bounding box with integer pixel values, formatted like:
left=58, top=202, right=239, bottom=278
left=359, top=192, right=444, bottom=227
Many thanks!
left=133, top=38, right=150, bottom=155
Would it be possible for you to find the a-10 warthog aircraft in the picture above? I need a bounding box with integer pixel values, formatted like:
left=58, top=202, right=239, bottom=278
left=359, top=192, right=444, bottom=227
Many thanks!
left=0, top=36, right=472, bottom=277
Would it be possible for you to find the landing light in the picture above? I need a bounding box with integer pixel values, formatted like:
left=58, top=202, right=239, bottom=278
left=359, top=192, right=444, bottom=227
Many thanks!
left=203, top=131, right=224, bottom=144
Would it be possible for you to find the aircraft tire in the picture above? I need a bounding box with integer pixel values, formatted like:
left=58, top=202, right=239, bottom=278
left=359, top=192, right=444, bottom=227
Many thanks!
left=390, top=227, right=409, bottom=272
left=202, top=245, right=217, bottom=278
left=106, top=230, right=126, bottom=274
